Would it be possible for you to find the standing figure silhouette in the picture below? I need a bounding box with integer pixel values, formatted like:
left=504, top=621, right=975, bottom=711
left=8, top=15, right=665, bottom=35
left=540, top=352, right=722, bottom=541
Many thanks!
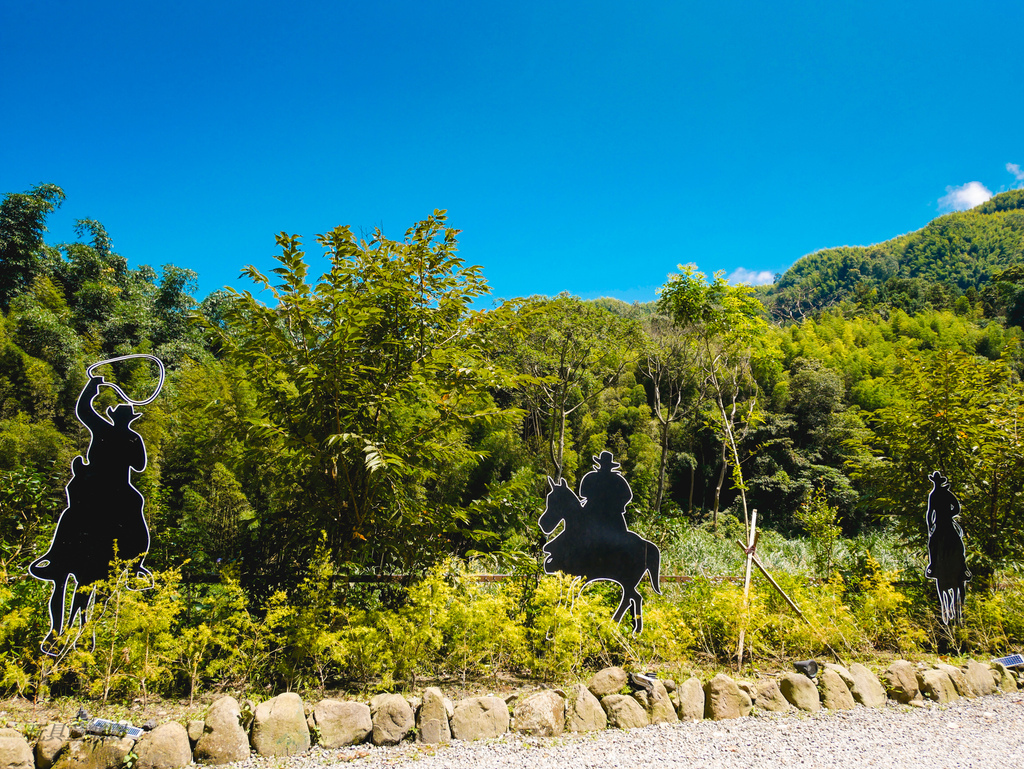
left=925, top=470, right=971, bottom=625
left=29, top=356, right=162, bottom=654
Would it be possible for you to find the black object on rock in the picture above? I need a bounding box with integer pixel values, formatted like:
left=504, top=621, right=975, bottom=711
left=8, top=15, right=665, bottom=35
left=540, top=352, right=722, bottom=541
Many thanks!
left=628, top=672, right=656, bottom=695
left=794, top=660, right=819, bottom=679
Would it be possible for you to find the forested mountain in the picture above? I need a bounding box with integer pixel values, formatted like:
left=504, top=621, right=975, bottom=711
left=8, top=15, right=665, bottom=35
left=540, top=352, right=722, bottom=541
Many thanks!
left=760, top=189, right=1024, bottom=323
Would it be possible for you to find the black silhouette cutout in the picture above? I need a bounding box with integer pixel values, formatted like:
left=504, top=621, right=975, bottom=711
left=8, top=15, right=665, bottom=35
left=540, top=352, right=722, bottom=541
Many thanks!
left=925, top=470, right=971, bottom=625
left=539, top=451, right=661, bottom=632
left=29, top=355, right=164, bottom=654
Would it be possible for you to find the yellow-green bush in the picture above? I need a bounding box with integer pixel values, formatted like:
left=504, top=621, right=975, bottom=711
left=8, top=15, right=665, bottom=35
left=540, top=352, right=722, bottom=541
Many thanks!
left=62, top=562, right=182, bottom=703
left=849, top=553, right=925, bottom=653
left=524, top=573, right=611, bottom=680
left=0, top=548, right=1019, bottom=702
left=607, top=596, right=695, bottom=671
left=673, top=578, right=745, bottom=660
left=443, top=572, right=525, bottom=684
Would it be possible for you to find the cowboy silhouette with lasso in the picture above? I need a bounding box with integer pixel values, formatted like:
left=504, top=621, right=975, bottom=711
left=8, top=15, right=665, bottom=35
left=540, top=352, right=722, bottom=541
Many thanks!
left=29, top=354, right=164, bottom=654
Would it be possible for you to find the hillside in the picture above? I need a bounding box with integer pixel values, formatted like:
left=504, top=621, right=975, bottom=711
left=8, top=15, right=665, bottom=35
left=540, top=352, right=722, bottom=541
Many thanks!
left=760, top=189, right=1024, bottom=322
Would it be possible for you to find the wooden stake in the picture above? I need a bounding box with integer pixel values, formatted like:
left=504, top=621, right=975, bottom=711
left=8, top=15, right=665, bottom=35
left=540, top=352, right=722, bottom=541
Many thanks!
left=745, top=548, right=806, bottom=622
left=736, top=509, right=757, bottom=670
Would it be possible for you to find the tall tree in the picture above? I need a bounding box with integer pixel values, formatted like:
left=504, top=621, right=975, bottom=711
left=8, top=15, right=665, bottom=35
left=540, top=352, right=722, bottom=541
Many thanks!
left=496, top=295, right=644, bottom=483
left=212, top=211, right=516, bottom=584
left=638, top=314, right=705, bottom=513
left=658, top=265, right=773, bottom=533
left=0, top=184, right=65, bottom=310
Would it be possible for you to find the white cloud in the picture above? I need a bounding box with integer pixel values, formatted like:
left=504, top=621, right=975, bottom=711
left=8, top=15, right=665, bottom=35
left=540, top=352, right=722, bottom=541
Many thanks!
left=1008, top=162, right=1024, bottom=182
left=937, top=181, right=992, bottom=212
left=728, top=267, right=775, bottom=286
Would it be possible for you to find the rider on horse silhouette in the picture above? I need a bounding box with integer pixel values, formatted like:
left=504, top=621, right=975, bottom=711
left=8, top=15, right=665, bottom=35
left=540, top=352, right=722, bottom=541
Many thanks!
left=539, top=450, right=661, bottom=632
left=925, top=470, right=971, bottom=624
left=543, top=451, right=629, bottom=574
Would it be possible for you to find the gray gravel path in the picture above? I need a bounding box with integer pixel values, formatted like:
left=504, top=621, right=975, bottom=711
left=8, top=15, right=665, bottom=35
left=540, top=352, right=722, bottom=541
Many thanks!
left=277, top=692, right=1024, bottom=769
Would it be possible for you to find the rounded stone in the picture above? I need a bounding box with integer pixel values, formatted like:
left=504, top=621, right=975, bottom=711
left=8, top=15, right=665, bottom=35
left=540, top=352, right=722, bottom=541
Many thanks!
left=193, top=697, right=251, bottom=765
left=251, top=692, right=311, bottom=757
left=674, top=677, right=705, bottom=721
left=704, top=673, right=746, bottom=720
left=513, top=690, right=565, bottom=737
left=589, top=667, right=628, bottom=698
left=0, top=728, right=34, bottom=769
left=370, top=694, right=414, bottom=746
left=417, top=687, right=452, bottom=745
left=134, top=723, right=192, bottom=769
left=882, top=660, right=920, bottom=704
left=780, top=672, right=821, bottom=712
left=601, top=694, right=649, bottom=730
left=818, top=668, right=856, bottom=710
left=450, top=697, right=510, bottom=741
left=313, top=700, right=372, bottom=748
left=566, top=683, right=607, bottom=733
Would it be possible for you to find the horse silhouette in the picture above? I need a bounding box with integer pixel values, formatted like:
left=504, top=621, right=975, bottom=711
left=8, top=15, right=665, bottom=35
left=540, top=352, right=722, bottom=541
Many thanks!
left=539, top=452, right=661, bottom=633
left=29, top=356, right=163, bottom=654
left=925, top=470, right=971, bottom=625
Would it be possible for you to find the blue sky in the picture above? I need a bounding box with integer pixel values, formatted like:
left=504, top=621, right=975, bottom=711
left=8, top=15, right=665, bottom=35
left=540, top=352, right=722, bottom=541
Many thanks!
left=2, top=1, right=1022, bottom=304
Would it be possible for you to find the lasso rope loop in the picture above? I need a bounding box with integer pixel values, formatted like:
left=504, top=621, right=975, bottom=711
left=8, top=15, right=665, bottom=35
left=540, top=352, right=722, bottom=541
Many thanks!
left=86, top=354, right=165, bottom=406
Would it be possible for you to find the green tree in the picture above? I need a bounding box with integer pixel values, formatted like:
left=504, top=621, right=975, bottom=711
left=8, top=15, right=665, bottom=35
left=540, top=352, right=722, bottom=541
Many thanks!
left=213, top=211, right=517, bottom=583
left=0, top=184, right=66, bottom=310
left=495, top=294, right=644, bottom=483
left=658, top=265, right=774, bottom=532
left=638, top=314, right=705, bottom=513
left=854, top=350, right=1024, bottom=582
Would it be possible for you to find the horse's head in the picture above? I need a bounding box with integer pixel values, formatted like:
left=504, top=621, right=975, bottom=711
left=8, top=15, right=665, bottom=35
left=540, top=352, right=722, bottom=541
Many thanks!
left=539, top=477, right=582, bottom=535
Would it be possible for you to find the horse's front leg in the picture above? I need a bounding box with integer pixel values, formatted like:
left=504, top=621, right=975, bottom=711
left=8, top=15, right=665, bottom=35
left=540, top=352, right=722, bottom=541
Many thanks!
left=611, top=586, right=631, bottom=623
left=41, top=574, right=70, bottom=653
left=630, top=590, right=644, bottom=634
left=67, top=582, right=94, bottom=630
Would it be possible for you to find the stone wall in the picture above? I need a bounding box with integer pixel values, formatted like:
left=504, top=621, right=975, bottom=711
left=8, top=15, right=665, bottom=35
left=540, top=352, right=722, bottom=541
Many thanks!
left=4, top=658, right=1019, bottom=769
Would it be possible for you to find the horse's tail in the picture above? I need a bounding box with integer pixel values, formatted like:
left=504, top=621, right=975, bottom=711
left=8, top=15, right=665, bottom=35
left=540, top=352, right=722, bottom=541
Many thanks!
left=646, top=542, right=661, bottom=595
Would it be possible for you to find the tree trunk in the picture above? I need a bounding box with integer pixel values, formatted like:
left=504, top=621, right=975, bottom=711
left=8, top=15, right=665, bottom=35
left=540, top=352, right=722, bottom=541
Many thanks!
left=654, top=418, right=670, bottom=513
left=687, top=462, right=696, bottom=516
left=550, top=403, right=568, bottom=483
left=713, top=441, right=727, bottom=530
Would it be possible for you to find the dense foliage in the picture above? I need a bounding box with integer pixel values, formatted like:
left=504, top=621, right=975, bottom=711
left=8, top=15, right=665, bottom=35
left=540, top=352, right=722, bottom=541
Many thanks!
left=1, top=184, right=1023, bottom=701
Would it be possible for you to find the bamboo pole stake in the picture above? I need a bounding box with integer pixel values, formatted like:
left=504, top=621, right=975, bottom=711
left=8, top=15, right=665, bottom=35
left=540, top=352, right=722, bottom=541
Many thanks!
left=743, top=547, right=807, bottom=621
left=734, top=541, right=850, bottom=664
left=736, top=509, right=757, bottom=670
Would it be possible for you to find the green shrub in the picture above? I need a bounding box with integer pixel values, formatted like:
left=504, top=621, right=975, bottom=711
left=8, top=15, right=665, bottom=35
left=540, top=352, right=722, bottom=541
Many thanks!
left=848, top=552, right=925, bottom=653
left=64, top=560, right=183, bottom=703
left=674, top=578, right=745, bottom=661
left=525, top=574, right=610, bottom=680
left=795, top=483, right=842, bottom=580
left=610, top=596, right=695, bottom=670
left=264, top=539, right=348, bottom=691
left=176, top=574, right=268, bottom=700
left=443, top=568, right=525, bottom=685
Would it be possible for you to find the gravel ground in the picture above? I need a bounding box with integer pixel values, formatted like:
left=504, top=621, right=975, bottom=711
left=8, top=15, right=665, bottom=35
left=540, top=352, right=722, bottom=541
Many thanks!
left=265, top=692, right=1024, bottom=769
